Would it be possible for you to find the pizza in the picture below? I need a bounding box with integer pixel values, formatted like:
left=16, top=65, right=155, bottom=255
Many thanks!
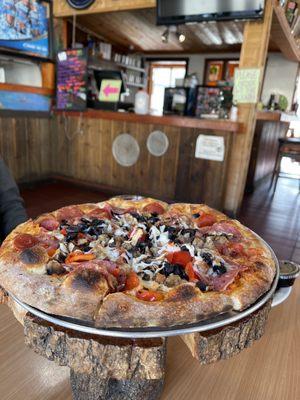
left=0, top=196, right=276, bottom=328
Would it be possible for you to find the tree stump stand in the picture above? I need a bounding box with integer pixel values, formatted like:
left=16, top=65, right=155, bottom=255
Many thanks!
left=23, top=314, right=166, bottom=400
left=0, top=286, right=273, bottom=400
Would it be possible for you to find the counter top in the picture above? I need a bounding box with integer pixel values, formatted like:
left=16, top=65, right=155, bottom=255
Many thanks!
left=55, top=109, right=241, bottom=133
left=256, top=110, right=290, bottom=124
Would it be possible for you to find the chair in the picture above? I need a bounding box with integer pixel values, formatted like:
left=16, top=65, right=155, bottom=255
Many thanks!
left=270, top=137, right=300, bottom=192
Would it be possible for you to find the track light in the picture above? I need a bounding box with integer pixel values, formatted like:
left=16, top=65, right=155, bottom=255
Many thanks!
left=161, top=28, right=169, bottom=43
left=161, top=26, right=186, bottom=43
left=176, top=31, right=186, bottom=43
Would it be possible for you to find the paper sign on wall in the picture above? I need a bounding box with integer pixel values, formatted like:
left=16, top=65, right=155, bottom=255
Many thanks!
left=233, top=68, right=261, bottom=104
left=195, top=135, right=225, bottom=162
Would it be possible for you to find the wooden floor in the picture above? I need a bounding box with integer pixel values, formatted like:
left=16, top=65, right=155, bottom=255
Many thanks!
left=0, top=178, right=299, bottom=400
left=239, top=177, right=300, bottom=262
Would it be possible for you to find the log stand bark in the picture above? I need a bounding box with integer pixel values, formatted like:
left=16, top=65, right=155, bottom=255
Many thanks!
left=181, top=300, right=272, bottom=364
left=3, top=293, right=272, bottom=400
left=24, top=314, right=166, bottom=400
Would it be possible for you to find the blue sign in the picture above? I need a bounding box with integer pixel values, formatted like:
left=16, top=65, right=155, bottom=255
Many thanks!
left=0, top=0, right=50, bottom=58
left=0, top=90, right=51, bottom=112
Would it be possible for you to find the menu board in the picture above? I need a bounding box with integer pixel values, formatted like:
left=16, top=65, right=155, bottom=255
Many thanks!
left=0, top=0, right=51, bottom=58
left=56, top=48, right=87, bottom=111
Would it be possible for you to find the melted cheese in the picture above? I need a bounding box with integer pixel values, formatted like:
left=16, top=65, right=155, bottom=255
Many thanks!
left=149, top=225, right=169, bottom=247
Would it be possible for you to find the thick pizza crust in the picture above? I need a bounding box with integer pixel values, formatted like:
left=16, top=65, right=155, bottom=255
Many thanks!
left=0, top=199, right=277, bottom=328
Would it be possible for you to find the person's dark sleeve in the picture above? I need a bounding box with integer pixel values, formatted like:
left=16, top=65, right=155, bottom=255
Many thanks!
left=0, top=157, right=28, bottom=239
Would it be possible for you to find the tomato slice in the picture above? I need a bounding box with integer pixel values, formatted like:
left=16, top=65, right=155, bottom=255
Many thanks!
left=185, top=262, right=198, bottom=282
left=166, top=251, right=192, bottom=267
left=136, top=289, right=164, bottom=302
left=65, top=252, right=96, bottom=264
left=14, top=234, right=39, bottom=250
left=142, top=202, right=165, bottom=215
left=60, top=228, right=67, bottom=236
left=124, top=271, right=140, bottom=291
left=196, top=213, right=216, bottom=228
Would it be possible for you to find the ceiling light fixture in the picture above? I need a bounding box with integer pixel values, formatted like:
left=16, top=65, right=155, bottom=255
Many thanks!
left=176, top=30, right=186, bottom=43
left=161, top=27, right=169, bottom=43
left=161, top=25, right=186, bottom=43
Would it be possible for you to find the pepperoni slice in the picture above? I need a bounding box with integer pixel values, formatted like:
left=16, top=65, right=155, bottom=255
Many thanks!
left=56, top=205, right=84, bottom=222
left=196, top=213, right=216, bottom=228
left=39, top=218, right=59, bottom=231
left=142, top=202, right=165, bottom=215
left=14, top=234, right=39, bottom=250
left=87, top=207, right=111, bottom=219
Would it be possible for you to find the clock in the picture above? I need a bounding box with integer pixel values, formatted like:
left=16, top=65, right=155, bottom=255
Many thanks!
left=66, top=0, right=95, bottom=10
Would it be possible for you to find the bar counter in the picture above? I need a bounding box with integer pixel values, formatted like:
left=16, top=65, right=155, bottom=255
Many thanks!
left=52, top=110, right=241, bottom=210
left=55, top=109, right=241, bottom=133
left=246, top=111, right=290, bottom=192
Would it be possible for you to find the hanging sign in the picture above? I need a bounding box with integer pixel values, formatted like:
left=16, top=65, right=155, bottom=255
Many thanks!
left=99, top=79, right=122, bottom=102
left=195, top=134, right=225, bottom=162
left=233, top=68, right=261, bottom=104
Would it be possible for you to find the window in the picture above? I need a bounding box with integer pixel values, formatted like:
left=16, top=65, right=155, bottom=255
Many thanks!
left=148, top=60, right=187, bottom=115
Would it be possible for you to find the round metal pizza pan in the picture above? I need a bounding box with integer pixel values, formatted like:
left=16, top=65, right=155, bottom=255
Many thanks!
left=9, top=236, right=279, bottom=339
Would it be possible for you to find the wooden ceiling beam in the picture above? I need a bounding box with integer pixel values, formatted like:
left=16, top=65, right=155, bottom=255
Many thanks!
left=53, top=0, right=156, bottom=18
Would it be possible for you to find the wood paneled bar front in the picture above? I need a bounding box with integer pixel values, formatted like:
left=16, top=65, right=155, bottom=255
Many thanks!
left=52, top=111, right=240, bottom=210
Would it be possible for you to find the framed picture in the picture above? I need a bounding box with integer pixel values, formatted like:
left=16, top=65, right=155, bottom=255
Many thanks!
left=0, top=0, right=52, bottom=59
left=205, top=60, right=224, bottom=86
left=204, top=59, right=239, bottom=86
left=225, top=61, right=240, bottom=83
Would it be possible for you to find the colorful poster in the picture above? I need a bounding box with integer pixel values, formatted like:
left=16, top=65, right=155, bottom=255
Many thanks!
left=99, top=79, right=122, bottom=102
left=56, top=48, right=88, bottom=111
left=0, top=90, right=51, bottom=111
left=0, top=0, right=50, bottom=58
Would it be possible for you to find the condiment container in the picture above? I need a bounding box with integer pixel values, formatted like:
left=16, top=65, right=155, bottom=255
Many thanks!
left=277, top=260, right=300, bottom=288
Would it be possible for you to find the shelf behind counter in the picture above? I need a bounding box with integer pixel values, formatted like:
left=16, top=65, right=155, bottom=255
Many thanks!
left=54, top=109, right=241, bottom=133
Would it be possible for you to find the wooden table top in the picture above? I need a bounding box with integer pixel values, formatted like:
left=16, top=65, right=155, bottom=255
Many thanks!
left=0, top=280, right=299, bottom=400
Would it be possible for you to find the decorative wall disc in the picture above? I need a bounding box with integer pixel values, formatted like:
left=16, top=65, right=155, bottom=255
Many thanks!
left=67, top=0, right=95, bottom=10
left=147, top=130, right=169, bottom=157
left=112, top=133, right=140, bottom=167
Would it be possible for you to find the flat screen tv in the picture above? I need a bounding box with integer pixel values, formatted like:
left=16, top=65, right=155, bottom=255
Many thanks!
left=157, top=0, right=265, bottom=25
left=0, top=0, right=51, bottom=59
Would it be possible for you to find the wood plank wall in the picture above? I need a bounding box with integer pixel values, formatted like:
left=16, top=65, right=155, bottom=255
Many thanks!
left=52, top=115, right=232, bottom=209
left=0, top=114, right=232, bottom=210
left=52, top=116, right=231, bottom=208
left=246, top=120, right=289, bottom=191
left=0, top=115, right=52, bottom=182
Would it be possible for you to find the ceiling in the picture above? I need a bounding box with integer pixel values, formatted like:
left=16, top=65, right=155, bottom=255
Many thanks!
left=77, top=8, right=246, bottom=53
